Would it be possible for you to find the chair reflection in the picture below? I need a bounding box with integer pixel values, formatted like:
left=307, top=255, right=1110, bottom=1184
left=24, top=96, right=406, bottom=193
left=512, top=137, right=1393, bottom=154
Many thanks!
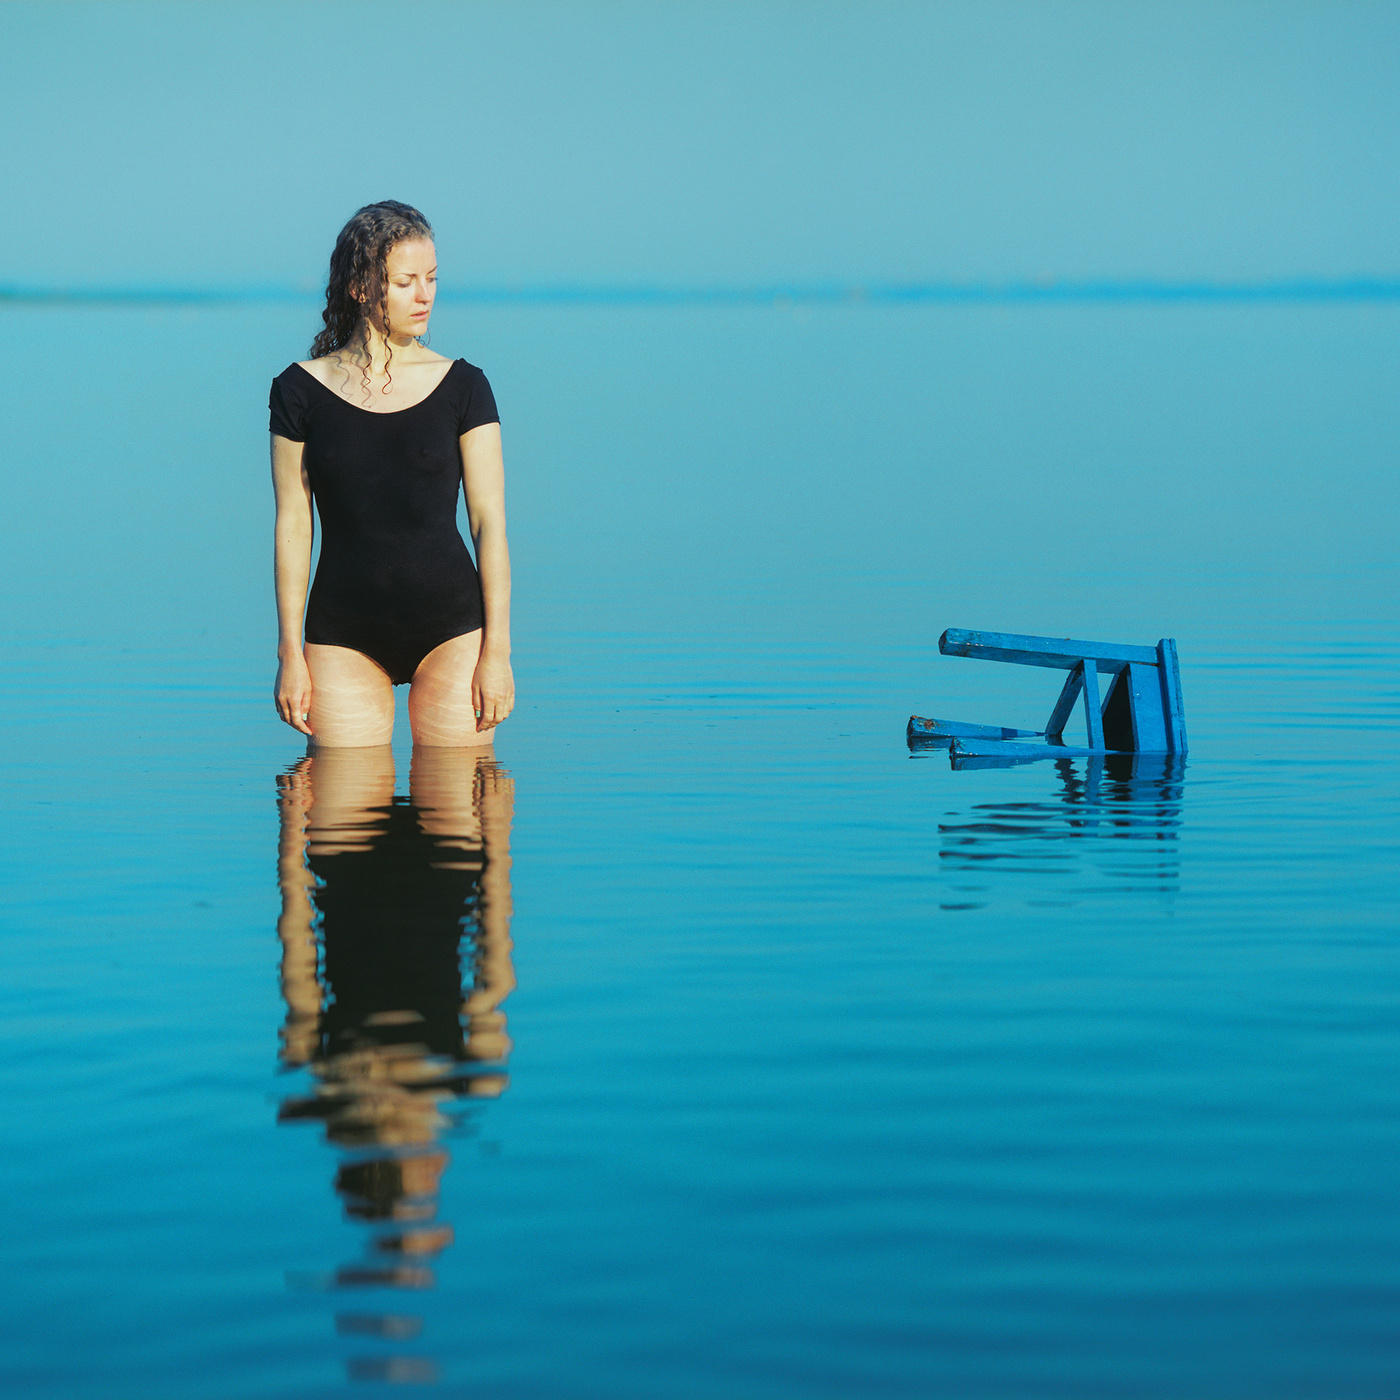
left=274, top=745, right=514, bottom=1379
left=938, top=754, right=1186, bottom=899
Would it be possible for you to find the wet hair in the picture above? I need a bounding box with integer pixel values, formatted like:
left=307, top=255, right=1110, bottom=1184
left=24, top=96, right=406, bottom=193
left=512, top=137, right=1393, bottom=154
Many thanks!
left=310, top=200, right=435, bottom=399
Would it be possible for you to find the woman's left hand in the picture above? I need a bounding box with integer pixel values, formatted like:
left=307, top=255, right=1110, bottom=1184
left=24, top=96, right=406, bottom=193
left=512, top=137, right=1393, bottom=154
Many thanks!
left=473, top=650, right=515, bottom=731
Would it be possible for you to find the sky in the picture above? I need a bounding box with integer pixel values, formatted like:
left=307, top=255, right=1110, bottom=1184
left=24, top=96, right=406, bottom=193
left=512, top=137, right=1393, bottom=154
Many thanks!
left=3, top=0, right=1399, bottom=292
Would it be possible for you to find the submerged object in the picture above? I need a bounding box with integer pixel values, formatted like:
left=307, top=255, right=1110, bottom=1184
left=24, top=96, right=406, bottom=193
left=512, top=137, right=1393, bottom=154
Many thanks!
left=908, top=627, right=1186, bottom=761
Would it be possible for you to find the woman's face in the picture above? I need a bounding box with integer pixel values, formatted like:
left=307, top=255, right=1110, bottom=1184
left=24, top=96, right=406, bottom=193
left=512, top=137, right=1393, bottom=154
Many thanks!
left=374, top=237, right=437, bottom=339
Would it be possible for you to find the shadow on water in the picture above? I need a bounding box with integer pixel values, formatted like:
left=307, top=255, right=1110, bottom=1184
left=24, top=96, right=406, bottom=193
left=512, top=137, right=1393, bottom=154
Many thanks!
left=937, top=755, right=1186, bottom=908
left=273, top=746, right=514, bottom=1385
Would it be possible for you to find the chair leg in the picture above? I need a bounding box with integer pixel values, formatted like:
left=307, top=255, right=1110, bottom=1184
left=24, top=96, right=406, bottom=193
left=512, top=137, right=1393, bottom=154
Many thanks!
left=1080, top=661, right=1104, bottom=749
left=1045, top=667, right=1084, bottom=739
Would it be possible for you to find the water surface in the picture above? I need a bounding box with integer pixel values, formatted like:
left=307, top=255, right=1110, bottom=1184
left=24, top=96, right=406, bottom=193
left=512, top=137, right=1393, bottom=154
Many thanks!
left=2, top=300, right=1398, bottom=1396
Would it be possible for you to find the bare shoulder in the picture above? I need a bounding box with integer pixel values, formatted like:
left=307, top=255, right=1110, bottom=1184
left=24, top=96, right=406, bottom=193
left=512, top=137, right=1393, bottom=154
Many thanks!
left=296, top=355, right=338, bottom=389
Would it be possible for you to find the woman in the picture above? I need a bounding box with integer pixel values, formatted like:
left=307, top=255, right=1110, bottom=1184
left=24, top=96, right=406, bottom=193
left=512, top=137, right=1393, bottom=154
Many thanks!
left=270, top=201, right=513, bottom=747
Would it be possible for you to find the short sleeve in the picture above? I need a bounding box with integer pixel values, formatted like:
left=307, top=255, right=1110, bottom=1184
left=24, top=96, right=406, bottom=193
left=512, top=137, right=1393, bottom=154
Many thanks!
left=456, top=361, right=500, bottom=435
left=269, top=369, right=307, bottom=441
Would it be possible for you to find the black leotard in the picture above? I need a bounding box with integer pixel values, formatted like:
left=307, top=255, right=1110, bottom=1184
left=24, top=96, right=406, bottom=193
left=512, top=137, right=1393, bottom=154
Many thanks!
left=269, top=359, right=499, bottom=684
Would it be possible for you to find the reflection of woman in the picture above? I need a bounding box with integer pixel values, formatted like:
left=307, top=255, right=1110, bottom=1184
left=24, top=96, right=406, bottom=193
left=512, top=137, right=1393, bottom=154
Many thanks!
left=270, top=200, right=513, bottom=747
left=277, top=746, right=515, bottom=1094
left=275, top=745, right=514, bottom=1326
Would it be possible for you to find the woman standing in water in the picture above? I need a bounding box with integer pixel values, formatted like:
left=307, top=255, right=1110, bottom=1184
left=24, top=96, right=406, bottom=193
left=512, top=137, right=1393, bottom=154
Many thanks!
left=270, top=201, right=512, bottom=746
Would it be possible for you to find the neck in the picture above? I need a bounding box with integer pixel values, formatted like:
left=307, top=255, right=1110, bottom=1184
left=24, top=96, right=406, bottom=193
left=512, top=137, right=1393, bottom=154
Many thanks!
left=342, top=320, right=419, bottom=373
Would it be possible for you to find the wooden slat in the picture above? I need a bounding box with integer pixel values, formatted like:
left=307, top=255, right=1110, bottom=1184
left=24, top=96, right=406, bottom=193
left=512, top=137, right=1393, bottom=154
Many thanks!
left=907, top=716, right=1044, bottom=742
left=1156, top=638, right=1188, bottom=753
left=939, top=627, right=1158, bottom=672
left=1080, top=660, right=1104, bottom=749
left=949, top=749, right=1051, bottom=770
left=950, top=737, right=1127, bottom=759
left=1125, top=661, right=1169, bottom=751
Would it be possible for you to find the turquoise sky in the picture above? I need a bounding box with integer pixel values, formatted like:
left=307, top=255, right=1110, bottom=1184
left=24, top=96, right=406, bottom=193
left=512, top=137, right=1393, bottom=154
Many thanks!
left=4, top=0, right=1398, bottom=290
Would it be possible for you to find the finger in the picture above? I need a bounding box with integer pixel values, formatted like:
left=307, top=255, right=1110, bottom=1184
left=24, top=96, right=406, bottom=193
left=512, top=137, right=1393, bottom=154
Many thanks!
left=279, top=692, right=313, bottom=736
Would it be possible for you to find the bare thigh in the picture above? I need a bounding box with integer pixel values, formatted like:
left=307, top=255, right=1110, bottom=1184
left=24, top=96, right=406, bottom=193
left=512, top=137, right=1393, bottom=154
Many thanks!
left=304, top=644, right=395, bottom=747
left=409, top=630, right=496, bottom=747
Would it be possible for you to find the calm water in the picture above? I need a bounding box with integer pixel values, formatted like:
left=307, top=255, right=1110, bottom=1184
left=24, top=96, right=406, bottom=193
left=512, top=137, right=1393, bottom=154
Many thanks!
left=2, top=299, right=1398, bottom=1397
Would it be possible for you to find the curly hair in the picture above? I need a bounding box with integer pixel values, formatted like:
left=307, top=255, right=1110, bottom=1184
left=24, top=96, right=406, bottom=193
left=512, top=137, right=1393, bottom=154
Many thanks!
left=310, top=200, right=435, bottom=400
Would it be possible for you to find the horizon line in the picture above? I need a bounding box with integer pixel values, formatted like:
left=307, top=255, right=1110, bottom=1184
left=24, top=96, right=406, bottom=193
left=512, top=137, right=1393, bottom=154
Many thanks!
left=4, top=275, right=1400, bottom=307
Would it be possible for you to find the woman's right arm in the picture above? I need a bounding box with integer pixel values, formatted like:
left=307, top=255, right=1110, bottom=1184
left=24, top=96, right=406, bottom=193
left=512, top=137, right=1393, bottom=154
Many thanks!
left=271, top=433, right=315, bottom=736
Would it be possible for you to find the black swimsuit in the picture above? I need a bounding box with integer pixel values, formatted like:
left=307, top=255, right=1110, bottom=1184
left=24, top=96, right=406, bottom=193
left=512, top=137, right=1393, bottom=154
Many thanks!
left=269, top=359, right=499, bottom=684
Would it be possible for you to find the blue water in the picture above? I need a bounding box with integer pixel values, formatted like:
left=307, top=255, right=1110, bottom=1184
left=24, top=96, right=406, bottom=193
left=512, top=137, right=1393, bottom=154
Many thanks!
left=2, top=298, right=1399, bottom=1396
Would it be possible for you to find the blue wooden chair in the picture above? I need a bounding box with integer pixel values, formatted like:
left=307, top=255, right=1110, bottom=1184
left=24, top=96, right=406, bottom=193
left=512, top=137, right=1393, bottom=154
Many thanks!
left=907, top=627, right=1187, bottom=759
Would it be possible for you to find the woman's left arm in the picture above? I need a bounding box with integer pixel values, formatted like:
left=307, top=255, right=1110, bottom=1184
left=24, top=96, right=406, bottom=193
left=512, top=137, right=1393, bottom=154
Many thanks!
left=461, top=422, right=514, bottom=731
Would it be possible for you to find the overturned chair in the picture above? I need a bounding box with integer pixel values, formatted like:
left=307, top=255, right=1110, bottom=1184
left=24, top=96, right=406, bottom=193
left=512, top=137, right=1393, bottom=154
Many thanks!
left=908, top=627, right=1187, bottom=760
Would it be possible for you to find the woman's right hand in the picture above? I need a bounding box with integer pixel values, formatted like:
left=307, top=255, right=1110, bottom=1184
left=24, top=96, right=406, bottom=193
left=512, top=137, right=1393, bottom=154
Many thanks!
left=275, top=651, right=314, bottom=736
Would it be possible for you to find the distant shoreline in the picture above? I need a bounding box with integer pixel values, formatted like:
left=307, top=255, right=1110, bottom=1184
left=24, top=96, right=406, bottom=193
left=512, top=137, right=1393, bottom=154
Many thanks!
left=5, top=276, right=1400, bottom=308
